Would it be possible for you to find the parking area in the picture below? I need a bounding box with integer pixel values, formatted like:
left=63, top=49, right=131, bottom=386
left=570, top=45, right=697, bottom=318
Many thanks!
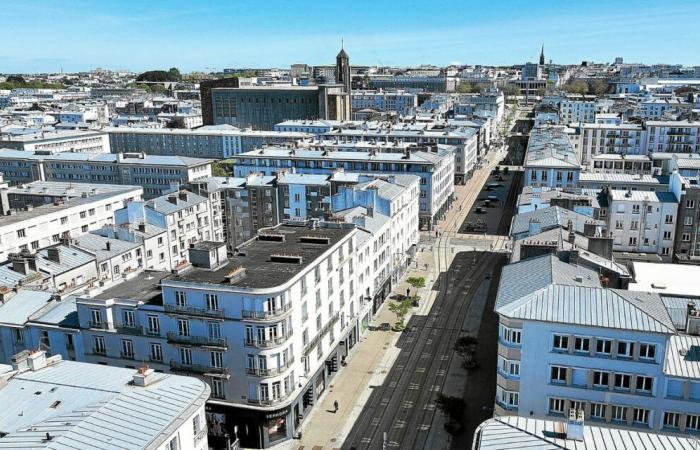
left=458, top=167, right=521, bottom=236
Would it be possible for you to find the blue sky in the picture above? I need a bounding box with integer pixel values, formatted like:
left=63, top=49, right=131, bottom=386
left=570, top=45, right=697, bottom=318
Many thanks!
left=3, top=0, right=699, bottom=73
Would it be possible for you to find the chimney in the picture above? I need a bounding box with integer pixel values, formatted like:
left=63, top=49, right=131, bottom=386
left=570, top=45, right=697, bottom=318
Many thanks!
left=567, top=221, right=576, bottom=244
left=47, top=247, right=61, bottom=263
left=566, top=409, right=585, bottom=441
left=528, top=217, right=541, bottom=236
left=583, top=221, right=598, bottom=238
left=27, top=350, right=48, bottom=371
left=133, top=366, right=156, bottom=387
left=105, top=241, right=111, bottom=251
left=568, top=248, right=579, bottom=265
left=686, top=301, right=700, bottom=335
left=168, top=195, right=178, bottom=205
left=11, top=350, right=31, bottom=371
left=367, top=206, right=374, bottom=217
left=11, top=256, right=30, bottom=275
left=178, top=191, right=188, bottom=202
left=138, top=223, right=146, bottom=232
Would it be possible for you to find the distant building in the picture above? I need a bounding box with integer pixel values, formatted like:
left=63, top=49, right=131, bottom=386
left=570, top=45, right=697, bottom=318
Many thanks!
left=524, top=126, right=581, bottom=189
left=0, top=129, right=110, bottom=154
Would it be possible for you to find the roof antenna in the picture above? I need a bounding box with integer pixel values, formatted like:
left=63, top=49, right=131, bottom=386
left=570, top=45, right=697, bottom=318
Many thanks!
left=341, top=37, right=344, bottom=49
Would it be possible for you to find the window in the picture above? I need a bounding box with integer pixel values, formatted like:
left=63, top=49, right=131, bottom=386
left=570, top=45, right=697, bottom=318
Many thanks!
left=684, top=216, right=693, bottom=226
left=150, top=343, right=162, bottom=362
left=175, top=291, right=187, bottom=307
left=179, top=347, right=192, bottom=365
left=686, top=414, right=700, bottom=432
left=552, top=334, right=569, bottom=351
left=90, top=309, right=103, bottom=326
left=682, top=233, right=691, bottom=242
left=665, top=214, right=673, bottom=224
left=16, top=228, right=25, bottom=238
left=177, top=319, right=189, bottom=336
left=501, top=326, right=521, bottom=345
left=612, top=405, right=627, bottom=422
left=121, top=339, right=134, bottom=358
left=590, top=402, right=606, bottom=419
left=122, top=309, right=135, bottom=327
left=13, top=328, right=24, bottom=343
left=614, top=373, right=631, bottom=390
left=639, top=343, right=656, bottom=360
left=636, top=376, right=653, bottom=393
left=632, top=204, right=640, bottom=214
left=147, top=315, right=160, bottom=334
left=663, top=230, right=672, bottom=240
left=686, top=199, right=696, bottom=209
left=167, top=437, right=179, bottom=450
left=664, top=412, right=680, bottom=429
left=593, top=371, right=609, bottom=387
left=210, top=351, right=224, bottom=368
left=596, top=338, right=612, bottom=355
left=93, top=335, right=106, bottom=354
left=632, top=408, right=649, bottom=425
left=617, top=341, right=634, bottom=358
left=574, top=337, right=590, bottom=353
left=548, top=398, right=565, bottom=414
left=205, top=293, right=219, bottom=311
left=211, top=378, right=225, bottom=399
left=550, top=366, right=567, bottom=383
left=193, top=414, right=202, bottom=436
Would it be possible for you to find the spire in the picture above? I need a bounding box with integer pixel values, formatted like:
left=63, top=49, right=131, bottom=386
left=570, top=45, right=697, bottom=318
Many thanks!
left=539, top=44, right=545, bottom=65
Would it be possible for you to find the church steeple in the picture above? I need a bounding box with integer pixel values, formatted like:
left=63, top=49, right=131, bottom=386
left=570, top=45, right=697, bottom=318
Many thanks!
left=539, top=44, right=545, bottom=65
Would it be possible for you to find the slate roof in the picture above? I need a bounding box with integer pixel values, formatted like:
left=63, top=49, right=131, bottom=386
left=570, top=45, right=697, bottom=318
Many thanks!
left=664, top=334, right=700, bottom=379
left=510, top=206, right=605, bottom=237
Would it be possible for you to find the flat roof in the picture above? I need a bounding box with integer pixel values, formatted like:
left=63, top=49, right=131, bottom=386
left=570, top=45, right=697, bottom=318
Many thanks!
left=0, top=357, right=208, bottom=449
left=629, top=262, right=700, bottom=297
left=474, top=416, right=697, bottom=449
left=235, top=146, right=450, bottom=164
left=95, top=271, right=170, bottom=305
left=167, top=223, right=353, bottom=289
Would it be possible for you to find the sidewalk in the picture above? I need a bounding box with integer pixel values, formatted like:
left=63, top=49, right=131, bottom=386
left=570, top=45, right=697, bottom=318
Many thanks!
left=294, top=246, right=440, bottom=449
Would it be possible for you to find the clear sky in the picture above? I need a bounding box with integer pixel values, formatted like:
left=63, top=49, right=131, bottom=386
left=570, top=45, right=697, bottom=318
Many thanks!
left=3, top=0, right=699, bottom=73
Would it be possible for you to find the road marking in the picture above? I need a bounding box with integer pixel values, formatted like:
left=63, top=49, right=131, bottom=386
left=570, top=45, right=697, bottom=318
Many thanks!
left=402, top=400, right=414, bottom=409
left=415, top=367, right=426, bottom=373
left=371, top=417, right=380, bottom=426
left=409, top=383, right=420, bottom=390
left=394, top=420, right=407, bottom=429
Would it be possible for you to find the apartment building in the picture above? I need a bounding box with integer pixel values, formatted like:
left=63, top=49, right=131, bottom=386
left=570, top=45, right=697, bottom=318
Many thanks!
left=645, top=120, right=700, bottom=154
left=524, top=126, right=581, bottom=189
left=494, top=254, right=700, bottom=434
left=106, top=126, right=310, bottom=159
left=0, top=182, right=142, bottom=262
left=577, top=123, right=645, bottom=165
left=560, top=96, right=596, bottom=125
left=0, top=149, right=212, bottom=198
left=75, top=222, right=362, bottom=448
left=589, top=154, right=652, bottom=175
left=606, top=189, right=678, bottom=260
left=0, top=129, right=110, bottom=153
left=232, top=147, right=454, bottom=229
left=350, top=90, right=418, bottom=116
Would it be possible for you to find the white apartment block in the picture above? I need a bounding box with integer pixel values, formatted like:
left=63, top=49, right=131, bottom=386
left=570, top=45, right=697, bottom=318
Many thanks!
left=494, top=254, right=700, bottom=434
left=74, top=222, right=366, bottom=448
left=607, top=189, right=679, bottom=259
left=116, top=190, right=219, bottom=270
left=576, top=123, right=645, bottom=165
left=645, top=120, right=700, bottom=154
left=0, top=182, right=142, bottom=262
left=589, top=154, right=653, bottom=175
left=0, top=129, right=110, bottom=153
left=233, top=147, right=454, bottom=229
left=560, top=97, right=596, bottom=125
left=0, top=351, right=210, bottom=450
left=351, top=90, right=418, bottom=115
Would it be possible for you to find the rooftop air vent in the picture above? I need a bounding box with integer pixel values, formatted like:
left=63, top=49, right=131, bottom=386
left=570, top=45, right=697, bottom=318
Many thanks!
left=258, top=233, right=285, bottom=242
left=299, top=235, right=330, bottom=245
left=270, top=253, right=303, bottom=264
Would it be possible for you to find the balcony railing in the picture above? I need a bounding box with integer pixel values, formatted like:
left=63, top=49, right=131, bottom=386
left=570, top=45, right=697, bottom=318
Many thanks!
left=241, top=303, right=292, bottom=321
left=244, top=331, right=293, bottom=349
left=88, top=321, right=112, bottom=330
left=169, top=360, right=230, bottom=377
left=303, top=312, right=339, bottom=356
left=116, top=324, right=143, bottom=336
left=245, top=358, right=295, bottom=378
left=164, top=304, right=225, bottom=319
left=166, top=332, right=228, bottom=349
left=247, top=390, right=293, bottom=406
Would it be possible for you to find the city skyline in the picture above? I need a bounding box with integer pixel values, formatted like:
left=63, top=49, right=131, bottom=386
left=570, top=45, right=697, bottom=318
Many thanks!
left=3, top=0, right=700, bottom=73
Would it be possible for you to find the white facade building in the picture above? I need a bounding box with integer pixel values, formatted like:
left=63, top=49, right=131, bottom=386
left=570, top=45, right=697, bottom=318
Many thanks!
left=644, top=120, right=700, bottom=154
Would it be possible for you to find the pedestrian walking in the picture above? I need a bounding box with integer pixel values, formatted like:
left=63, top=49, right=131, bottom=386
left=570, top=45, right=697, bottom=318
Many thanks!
left=334, top=400, right=339, bottom=413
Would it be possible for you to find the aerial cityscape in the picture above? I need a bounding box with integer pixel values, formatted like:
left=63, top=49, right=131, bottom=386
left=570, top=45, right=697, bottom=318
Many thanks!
left=1, top=1, right=700, bottom=449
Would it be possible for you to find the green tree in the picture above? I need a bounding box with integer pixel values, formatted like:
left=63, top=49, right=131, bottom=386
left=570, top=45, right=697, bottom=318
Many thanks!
left=454, top=335, right=478, bottom=369
left=589, top=79, right=610, bottom=96
left=564, top=80, right=589, bottom=95
left=501, top=84, right=520, bottom=96
left=406, top=276, right=425, bottom=298
left=168, top=67, right=182, bottom=81
left=388, top=300, right=412, bottom=331
left=212, top=160, right=233, bottom=177
left=6, top=75, right=25, bottom=84
left=456, top=82, right=481, bottom=94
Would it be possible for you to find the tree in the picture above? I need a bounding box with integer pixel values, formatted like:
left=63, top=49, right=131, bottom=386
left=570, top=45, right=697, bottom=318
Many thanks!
left=564, top=80, right=589, bottom=95
left=501, top=84, right=520, bottom=96
left=589, top=79, right=610, bottom=96
left=6, top=75, right=25, bottom=84
left=454, top=335, right=478, bottom=369
left=168, top=67, right=182, bottom=81
left=388, top=300, right=412, bottom=331
left=212, top=160, right=233, bottom=177
left=456, top=82, right=481, bottom=94
left=406, top=276, right=425, bottom=298
left=435, top=394, right=465, bottom=435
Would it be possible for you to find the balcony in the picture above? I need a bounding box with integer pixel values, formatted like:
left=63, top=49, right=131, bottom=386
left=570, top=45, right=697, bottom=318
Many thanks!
left=247, top=390, right=293, bottom=407
left=302, top=312, right=339, bottom=356
left=164, top=303, right=225, bottom=319
left=169, top=360, right=230, bottom=377
left=166, top=332, right=228, bottom=349
left=241, top=303, right=292, bottom=321
left=244, top=331, right=294, bottom=349
left=246, top=358, right=295, bottom=378
left=88, top=321, right=112, bottom=330
left=116, top=324, right=143, bottom=336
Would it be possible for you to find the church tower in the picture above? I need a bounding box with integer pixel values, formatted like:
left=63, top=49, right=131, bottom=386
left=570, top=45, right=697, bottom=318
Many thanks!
left=336, top=43, right=351, bottom=95
left=539, top=44, right=545, bottom=66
